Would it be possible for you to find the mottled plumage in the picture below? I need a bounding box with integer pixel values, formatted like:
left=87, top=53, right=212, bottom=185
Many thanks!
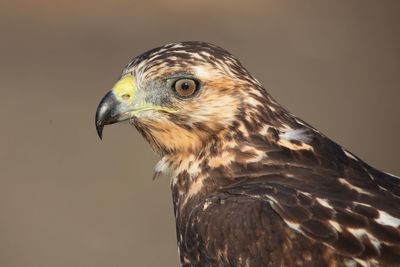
left=96, top=41, right=400, bottom=267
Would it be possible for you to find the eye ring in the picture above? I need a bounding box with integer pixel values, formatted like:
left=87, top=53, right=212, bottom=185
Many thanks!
left=173, top=78, right=199, bottom=97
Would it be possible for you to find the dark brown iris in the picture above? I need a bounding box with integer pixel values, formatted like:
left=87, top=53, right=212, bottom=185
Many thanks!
left=174, top=79, right=197, bottom=97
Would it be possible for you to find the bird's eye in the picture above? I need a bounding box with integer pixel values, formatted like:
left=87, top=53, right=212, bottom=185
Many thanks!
left=173, top=79, right=198, bottom=97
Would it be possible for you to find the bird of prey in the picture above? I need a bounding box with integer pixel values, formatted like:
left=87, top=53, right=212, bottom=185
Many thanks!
left=95, top=41, right=400, bottom=267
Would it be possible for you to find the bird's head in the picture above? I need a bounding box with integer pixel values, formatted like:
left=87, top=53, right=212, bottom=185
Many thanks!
left=96, top=41, right=270, bottom=155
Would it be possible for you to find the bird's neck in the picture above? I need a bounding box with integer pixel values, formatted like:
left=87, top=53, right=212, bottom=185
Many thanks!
left=155, top=113, right=316, bottom=215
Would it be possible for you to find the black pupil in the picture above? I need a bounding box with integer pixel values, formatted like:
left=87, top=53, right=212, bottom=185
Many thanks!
left=181, top=82, right=190, bottom=90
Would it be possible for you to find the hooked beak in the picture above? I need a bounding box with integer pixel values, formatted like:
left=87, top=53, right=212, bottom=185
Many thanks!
left=95, top=76, right=136, bottom=139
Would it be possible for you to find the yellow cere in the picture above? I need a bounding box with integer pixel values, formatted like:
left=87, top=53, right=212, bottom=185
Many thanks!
left=112, top=75, right=178, bottom=115
left=112, top=75, right=136, bottom=102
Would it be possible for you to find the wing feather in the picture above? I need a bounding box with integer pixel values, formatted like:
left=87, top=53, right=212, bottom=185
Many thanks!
left=216, top=165, right=400, bottom=265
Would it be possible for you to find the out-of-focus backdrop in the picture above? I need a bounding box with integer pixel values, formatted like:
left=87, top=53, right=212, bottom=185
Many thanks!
left=0, top=1, right=399, bottom=266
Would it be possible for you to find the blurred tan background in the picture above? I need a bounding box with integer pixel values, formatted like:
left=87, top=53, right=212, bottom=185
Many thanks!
left=0, top=1, right=399, bottom=266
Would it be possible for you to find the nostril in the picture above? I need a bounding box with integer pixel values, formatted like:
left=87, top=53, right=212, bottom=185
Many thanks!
left=121, top=94, right=131, bottom=100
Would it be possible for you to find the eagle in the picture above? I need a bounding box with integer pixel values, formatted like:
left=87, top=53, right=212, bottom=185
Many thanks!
left=95, top=41, right=400, bottom=267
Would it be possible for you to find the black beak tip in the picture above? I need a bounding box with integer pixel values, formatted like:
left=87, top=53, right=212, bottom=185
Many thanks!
left=95, top=91, right=120, bottom=140
left=96, top=121, right=104, bottom=140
